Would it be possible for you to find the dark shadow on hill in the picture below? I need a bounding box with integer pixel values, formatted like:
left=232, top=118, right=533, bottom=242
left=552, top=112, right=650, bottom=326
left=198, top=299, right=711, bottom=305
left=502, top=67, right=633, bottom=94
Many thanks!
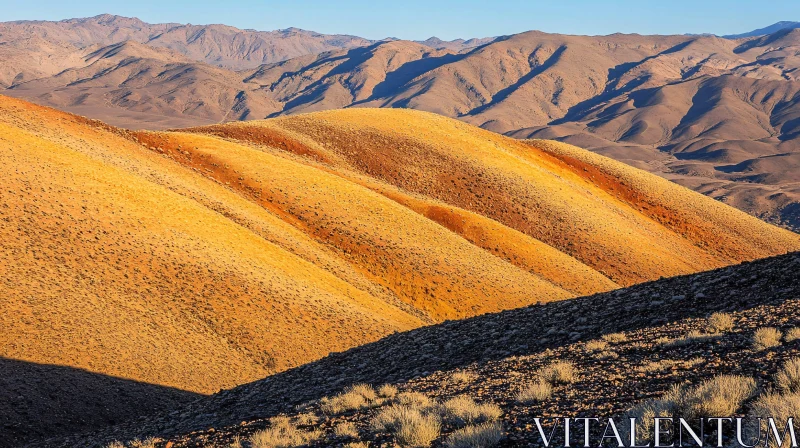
left=0, top=358, right=201, bottom=448
left=58, top=252, right=800, bottom=447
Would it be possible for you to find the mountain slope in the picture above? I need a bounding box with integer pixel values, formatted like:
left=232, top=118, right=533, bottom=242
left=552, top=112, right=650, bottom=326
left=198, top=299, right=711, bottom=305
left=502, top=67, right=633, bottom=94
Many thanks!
left=5, top=25, right=800, bottom=229
left=723, top=21, right=800, bottom=39
left=50, top=251, right=800, bottom=447
left=2, top=96, right=798, bottom=445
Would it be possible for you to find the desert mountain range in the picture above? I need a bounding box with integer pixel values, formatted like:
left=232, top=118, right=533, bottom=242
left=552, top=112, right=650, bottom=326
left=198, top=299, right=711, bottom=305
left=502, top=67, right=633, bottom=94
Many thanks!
left=1, top=94, right=798, bottom=446
left=2, top=15, right=800, bottom=230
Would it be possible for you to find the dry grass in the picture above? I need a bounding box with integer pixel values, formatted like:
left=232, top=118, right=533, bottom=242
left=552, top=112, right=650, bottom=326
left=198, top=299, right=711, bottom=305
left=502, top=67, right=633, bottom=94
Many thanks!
left=450, top=371, right=478, bottom=384
left=667, top=330, right=717, bottom=347
left=378, top=384, right=399, bottom=398
left=344, top=443, right=369, bottom=448
left=445, top=422, right=504, bottom=448
left=516, top=381, right=552, bottom=403
left=396, top=391, right=433, bottom=407
left=622, top=375, right=756, bottom=444
left=441, top=396, right=502, bottom=427
left=105, top=443, right=125, bottom=448
left=637, top=360, right=680, bottom=373
left=707, top=312, right=734, bottom=333
left=601, top=333, right=628, bottom=343
left=227, top=436, right=243, bottom=448
left=321, top=384, right=378, bottom=414
left=776, top=358, right=800, bottom=394
left=584, top=340, right=608, bottom=352
left=334, top=421, right=359, bottom=438
left=540, top=361, right=576, bottom=385
left=748, top=393, right=800, bottom=447
left=249, top=416, right=321, bottom=448
left=785, top=328, right=800, bottom=343
left=753, top=327, right=782, bottom=350
left=372, top=404, right=441, bottom=447
left=598, top=350, right=619, bottom=360
left=294, top=413, right=318, bottom=426
left=129, top=439, right=157, bottom=448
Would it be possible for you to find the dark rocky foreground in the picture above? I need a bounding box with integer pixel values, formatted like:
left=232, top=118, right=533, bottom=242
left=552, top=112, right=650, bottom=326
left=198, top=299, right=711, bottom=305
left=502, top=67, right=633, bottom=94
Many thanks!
left=34, top=252, right=800, bottom=447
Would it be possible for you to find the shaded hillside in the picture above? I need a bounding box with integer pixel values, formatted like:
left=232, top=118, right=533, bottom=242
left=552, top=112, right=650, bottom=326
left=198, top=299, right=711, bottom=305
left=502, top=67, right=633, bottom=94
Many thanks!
left=45, top=252, right=800, bottom=447
left=2, top=96, right=797, bottom=445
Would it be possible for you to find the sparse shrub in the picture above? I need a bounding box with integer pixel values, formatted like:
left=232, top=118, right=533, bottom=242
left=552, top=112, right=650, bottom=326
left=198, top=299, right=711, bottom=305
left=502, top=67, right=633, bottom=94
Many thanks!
left=105, top=442, right=125, bottom=448
left=228, top=436, right=243, bottom=448
left=598, top=351, right=619, bottom=360
left=540, top=361, right=576, bottom=385
left=637, top=360, right=679, bottom=373
left=396, top=391, right=433, bottom=407
left=321, top=384, right=378, bottom=414
left=344, top=443, right=369, bottom=448
left=654, top=336, right=672, bottom=346
left=249, top=417, right=321, bottom=448
left=621, top=375, right=756, bottom=445
left=334, top=421, right=359, bottom=438
left=748, top=393, right=800, bottom=447
left=785, top=328, right=800, bottom=343
left=753, top=327, right=782, bottom=350
left=441, top=396, right=502, bottom=427
left=707, top=312, right=734, bottom=333
left=584, top=340, right=608, bottom=352
left=294, top=412, right=318, bottom=426
left=450, top=371, right=478, bottom=384
left=602, top=333, right=628, bottom=343
left=378, top=384, right=398, bottom=398
left=776, top=358, right=800, bottom=394
left=445, top=422, right=504, bottom=448
left=516, top=381, right=552, bottom=403
left=129, top=439, right=158, bottom=448
left=372, top=404, right=441, bottom=447
left=667, top=330, right=717, bottom=347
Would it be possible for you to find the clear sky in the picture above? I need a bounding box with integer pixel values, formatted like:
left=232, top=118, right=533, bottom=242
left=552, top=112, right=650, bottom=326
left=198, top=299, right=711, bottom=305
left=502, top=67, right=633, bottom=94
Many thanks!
left=2, top=0, right=799, bottom=41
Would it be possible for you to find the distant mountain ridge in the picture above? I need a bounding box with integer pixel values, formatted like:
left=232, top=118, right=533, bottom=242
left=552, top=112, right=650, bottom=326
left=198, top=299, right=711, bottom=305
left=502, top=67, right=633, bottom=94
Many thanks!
left=723, top=21, right=800, bottom=39
left=1, top=16, right=800, bottom=231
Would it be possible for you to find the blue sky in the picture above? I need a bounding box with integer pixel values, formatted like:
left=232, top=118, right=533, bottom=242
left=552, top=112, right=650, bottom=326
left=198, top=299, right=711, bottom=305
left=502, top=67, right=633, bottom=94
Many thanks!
left=3, top=0, right=799, bottom=40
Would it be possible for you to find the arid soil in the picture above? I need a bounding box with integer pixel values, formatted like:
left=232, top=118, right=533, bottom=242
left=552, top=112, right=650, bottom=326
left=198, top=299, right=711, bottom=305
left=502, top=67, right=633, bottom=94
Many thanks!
left=2, top=96, right=797, bottom=446
left=39, top=252, right=800, bottom=447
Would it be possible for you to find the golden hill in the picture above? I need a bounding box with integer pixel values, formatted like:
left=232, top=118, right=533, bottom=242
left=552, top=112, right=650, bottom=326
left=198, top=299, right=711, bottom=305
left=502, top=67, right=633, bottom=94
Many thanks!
left=0, top=96, right=798, bottom=439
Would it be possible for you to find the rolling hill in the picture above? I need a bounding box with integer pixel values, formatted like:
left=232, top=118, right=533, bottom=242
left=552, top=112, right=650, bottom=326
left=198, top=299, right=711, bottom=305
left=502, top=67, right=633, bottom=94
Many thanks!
left=1, top=95, right=798, bottom=445
left=3, top=19, right=800, bottom=230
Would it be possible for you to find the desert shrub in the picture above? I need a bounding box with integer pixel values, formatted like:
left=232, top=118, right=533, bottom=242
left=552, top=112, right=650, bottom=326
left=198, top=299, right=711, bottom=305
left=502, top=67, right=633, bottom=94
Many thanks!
left=396, top=391, right=433, bottom=407
left=540, top=361, right=576, bottom=385
left=105, top=443, right=125, bottom=448
left=228, top=436, right=243, bottom=448
left=753, top=327, right=782, bottom=350
left=445, top=421, right=504, bottom=448
left=378, top=384, right=398, bottom=398
left=321, top=384, right=378, bottom=414
left=584, top=340, right=608, bottom=352
left=776, top=358, right=800, bottom=394
left=372, top=404, right=441, bottom=447
left=667, top=330, right=717, bottom=347
left=785, top=328, right=800, bottom=343
left=441, top=396, right=502, bottom=427
left=637, top=360, right=679, bottom=373
left=344, top=443, right=369, bottom=448
left=621, top=376, right=756, bottom=444
left=748, top=393, right=800, bottom=447
left=707, top=312, right=734, bottom=333
left=294, top=412, right=318, bottom=426
left=249, top=417, right=321, bottom=448
left=516, top=381, right=552, bottom=403
left=601, top=333, right=628, bottom=343
left=598, top=350, right=619, bottom=360
left=450, top=371, right=478, bottom=384
left=129, top=439, right=157, bottom=448
left=334, top=421, right=359, bottom=438
left=654, top=336, right=672, bottom=346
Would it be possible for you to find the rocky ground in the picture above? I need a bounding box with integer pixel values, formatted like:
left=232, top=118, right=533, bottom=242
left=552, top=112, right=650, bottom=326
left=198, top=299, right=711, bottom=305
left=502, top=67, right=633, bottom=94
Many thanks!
left=33, top=251, right=800, bottom=447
